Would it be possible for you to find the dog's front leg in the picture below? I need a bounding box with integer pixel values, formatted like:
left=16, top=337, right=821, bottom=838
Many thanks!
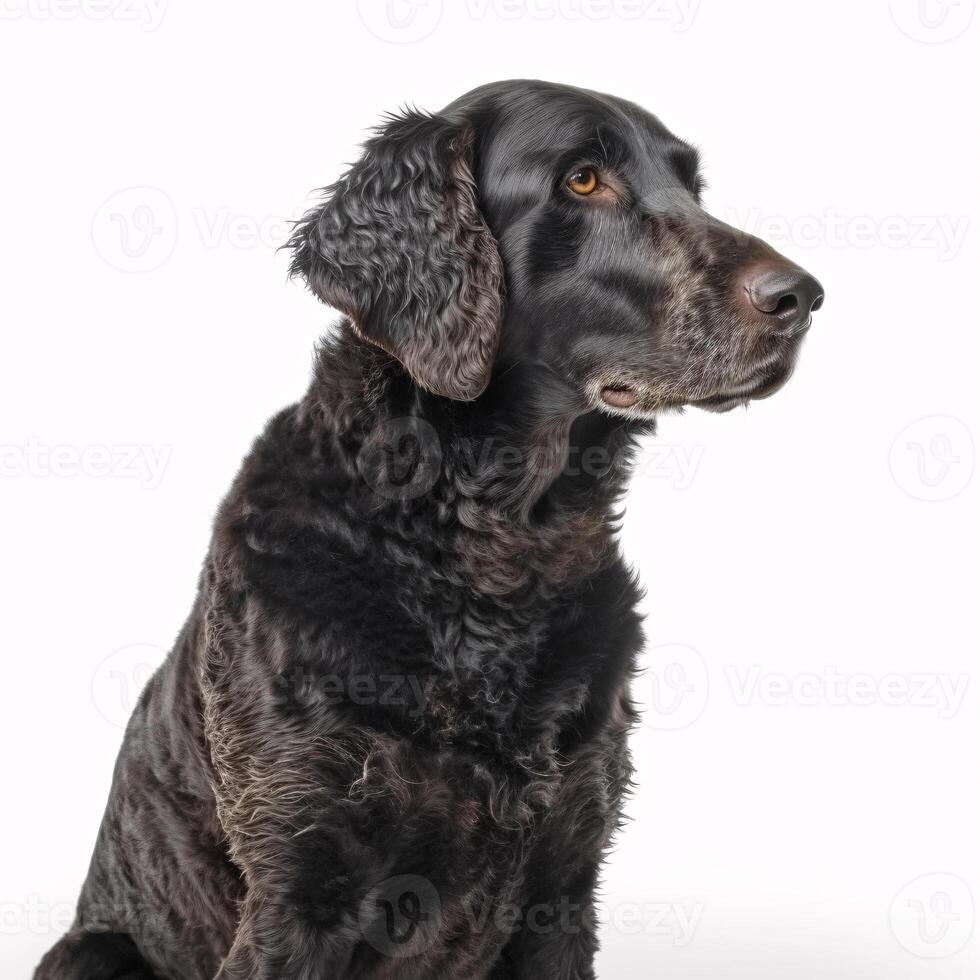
left=204, top=749, right=405, bottom=978
left=204, top=711, right=456, bottom=980
left=487, top=873, right=601, bottom=980
left=213, top=889, right=358, bottom=980
left=490, top=724, right=632, bottom=980
left=207, top=795, right=374, bottom=980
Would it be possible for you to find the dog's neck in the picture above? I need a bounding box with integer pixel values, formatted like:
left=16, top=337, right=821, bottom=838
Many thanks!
left=304, top=325, right=645, bottom=593
left=310, top=324, right=641, bottom=507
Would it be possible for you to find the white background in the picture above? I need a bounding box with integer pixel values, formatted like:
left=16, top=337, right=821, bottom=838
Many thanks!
left=1, top=1, right=978, bottom=978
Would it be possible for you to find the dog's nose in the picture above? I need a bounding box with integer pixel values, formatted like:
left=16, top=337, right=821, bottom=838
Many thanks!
left=743, top=263, right=824, bottom=334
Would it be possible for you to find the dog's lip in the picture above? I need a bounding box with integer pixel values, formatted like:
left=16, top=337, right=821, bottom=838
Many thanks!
left=693, top=360, right=796, bottom=413
left=600, top=385, right=643, bottom=409
left=598, top=355, right=797, bottom=414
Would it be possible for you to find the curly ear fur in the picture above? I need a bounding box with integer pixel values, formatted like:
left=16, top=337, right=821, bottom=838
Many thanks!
left=288, top=111, right=504, bottom=401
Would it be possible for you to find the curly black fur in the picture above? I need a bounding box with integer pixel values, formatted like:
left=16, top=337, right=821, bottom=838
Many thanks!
left=36, top=80, right=820, bottom=980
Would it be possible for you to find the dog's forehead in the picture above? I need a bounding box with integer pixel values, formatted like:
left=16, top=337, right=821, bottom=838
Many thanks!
left=451, top=80, right=690, bottom=181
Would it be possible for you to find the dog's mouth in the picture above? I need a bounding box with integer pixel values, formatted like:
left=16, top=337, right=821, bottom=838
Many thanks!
left=693, top=359, right=796, bottom=413
left=598, top=358, right=797, bottom=415
left=695, top=317, right=811, bottom=413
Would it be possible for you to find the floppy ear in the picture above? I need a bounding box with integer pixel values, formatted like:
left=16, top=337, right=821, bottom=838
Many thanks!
left=288, top=111, right=504, bottom=401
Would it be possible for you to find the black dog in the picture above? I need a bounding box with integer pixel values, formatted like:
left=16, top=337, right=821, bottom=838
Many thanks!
left=37, top=79, right=823, bottom=980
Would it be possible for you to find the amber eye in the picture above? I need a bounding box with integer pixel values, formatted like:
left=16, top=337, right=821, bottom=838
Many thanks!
left=566, top=167, right=599, bottom=195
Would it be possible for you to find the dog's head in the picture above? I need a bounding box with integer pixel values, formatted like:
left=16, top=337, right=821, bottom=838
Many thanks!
left=289, top=79, right=823, bottom=415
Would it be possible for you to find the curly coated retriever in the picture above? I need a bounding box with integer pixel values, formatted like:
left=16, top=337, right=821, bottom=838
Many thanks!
left=37, top=79, right=823, bottom=980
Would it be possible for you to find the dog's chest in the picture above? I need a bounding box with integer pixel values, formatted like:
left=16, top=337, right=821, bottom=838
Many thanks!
left=400, top=571, right=625, bottom=746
